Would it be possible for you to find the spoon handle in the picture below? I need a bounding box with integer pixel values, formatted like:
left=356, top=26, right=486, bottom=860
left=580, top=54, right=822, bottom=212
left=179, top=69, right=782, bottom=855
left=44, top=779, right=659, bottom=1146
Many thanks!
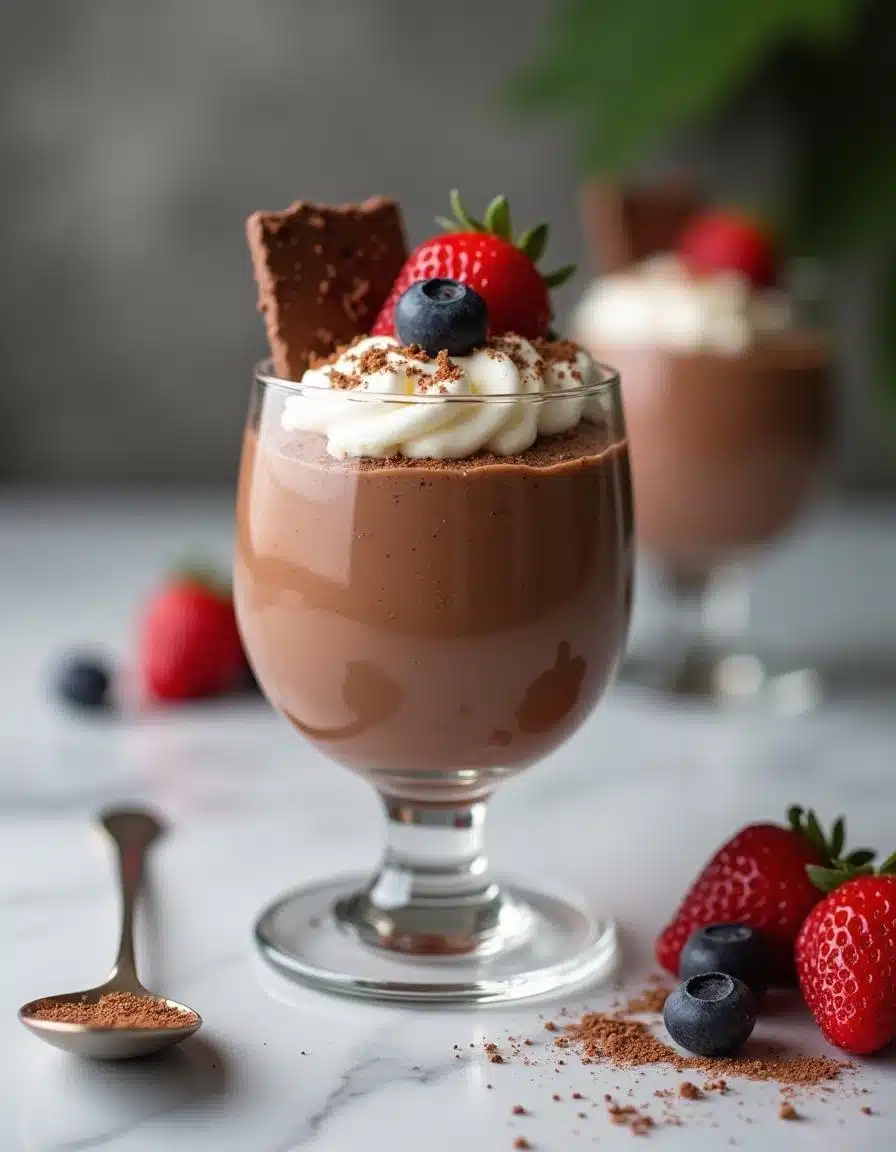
left=99, top=808, right=165, bottom=989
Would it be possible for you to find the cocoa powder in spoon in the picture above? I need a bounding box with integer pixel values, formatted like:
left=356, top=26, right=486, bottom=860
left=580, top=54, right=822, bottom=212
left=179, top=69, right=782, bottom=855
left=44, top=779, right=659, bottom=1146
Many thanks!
left=29, top=992, right=198, bottom=1030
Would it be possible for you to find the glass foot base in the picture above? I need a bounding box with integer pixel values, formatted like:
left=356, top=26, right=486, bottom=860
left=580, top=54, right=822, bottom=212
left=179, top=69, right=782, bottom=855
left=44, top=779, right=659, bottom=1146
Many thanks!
left=255, top=874, right=618, bottom=1005
left=620, top=647, right=823, bottom=714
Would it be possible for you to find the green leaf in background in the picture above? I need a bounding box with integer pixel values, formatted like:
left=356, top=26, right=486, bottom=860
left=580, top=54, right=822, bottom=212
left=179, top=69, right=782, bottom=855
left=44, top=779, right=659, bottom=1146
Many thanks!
left=507, top=0, right=894, bottom=432
left=509, top=0, right=864, bottom=174
left=787, top=0, right=896, bottom=413
left=791, top=0, right=896, bottom=254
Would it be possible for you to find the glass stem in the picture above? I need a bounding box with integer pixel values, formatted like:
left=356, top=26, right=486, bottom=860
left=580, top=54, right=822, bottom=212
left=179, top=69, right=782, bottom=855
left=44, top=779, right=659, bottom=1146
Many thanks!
left=335, top=795, right=530, bottom=957
left=660, top=564, right=751, bottom=664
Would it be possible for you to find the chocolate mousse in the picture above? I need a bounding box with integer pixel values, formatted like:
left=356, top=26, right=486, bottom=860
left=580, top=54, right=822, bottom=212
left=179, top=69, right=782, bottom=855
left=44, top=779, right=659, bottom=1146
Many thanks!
left=235, top=419, right=631, bottom=798
left=575, top=184, right=831, bottom=578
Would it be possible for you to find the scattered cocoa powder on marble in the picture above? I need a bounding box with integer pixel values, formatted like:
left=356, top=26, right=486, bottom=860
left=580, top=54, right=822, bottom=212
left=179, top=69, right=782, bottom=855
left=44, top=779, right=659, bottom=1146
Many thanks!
left=27, top=992, right=197, bottom=1030
left=484, top=1042, right=505, bottom=1064
left=565, top=1010, right=846, bottom=1086
left=624, top=986, right=671, bottom=1014
left=606, top=1097, right=655, bottom=1136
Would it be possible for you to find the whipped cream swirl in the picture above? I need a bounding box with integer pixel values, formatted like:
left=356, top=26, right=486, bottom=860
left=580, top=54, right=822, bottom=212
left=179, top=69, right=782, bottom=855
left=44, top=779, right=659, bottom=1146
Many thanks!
left=281, top=334, right=605, bottom=460
left=572, top=254, right=793, bottom=357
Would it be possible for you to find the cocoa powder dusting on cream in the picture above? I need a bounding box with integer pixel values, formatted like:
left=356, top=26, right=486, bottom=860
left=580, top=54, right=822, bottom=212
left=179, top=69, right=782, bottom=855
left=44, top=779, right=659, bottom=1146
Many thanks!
left=356, top=345, right=392, bottom=375
left=432, top=349, right=464, bottom=388
left=535, top=338, right=581, bottom=364
left=328, top=369, right=361, bottom=391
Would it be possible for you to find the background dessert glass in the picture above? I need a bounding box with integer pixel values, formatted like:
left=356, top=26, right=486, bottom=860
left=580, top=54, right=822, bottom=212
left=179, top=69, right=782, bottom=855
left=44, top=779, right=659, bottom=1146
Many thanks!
left=234, top=360, right=632, bottom=1003
left=577, top=184, right=833, bottom=706
left=607, top=329, right=831, bottom=705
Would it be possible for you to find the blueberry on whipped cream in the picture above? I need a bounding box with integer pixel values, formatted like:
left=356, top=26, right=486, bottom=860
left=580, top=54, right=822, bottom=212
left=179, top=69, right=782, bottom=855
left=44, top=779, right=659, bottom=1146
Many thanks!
left=393, top=279, right=488, bottom=357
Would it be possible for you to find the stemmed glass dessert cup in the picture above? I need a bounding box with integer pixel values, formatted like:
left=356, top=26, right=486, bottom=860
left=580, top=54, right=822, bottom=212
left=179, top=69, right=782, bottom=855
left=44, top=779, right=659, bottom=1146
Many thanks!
left=615, top=333, right=832, bottom=708
left=234, top=359, right=633, bottom=1004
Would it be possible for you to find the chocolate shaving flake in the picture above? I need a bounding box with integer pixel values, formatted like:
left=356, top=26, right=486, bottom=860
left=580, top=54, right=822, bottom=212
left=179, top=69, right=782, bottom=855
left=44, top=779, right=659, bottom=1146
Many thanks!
left=357, top=346, right=392, bottom=375
left=328, top=369, right=361, bottom=391
left=534, top=337, right=581, bottom=365
left=432, top=349, right=464, bottom=385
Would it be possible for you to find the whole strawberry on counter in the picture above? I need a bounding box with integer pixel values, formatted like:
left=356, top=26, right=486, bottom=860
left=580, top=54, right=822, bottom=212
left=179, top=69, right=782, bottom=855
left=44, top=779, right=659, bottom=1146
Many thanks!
left=372, top=190, right=575, bottom=340
left=796, top=852, right=896, bottom=1055
left=139, top=569, right=246, bottom=702
left=657, top=807, right=862, bottom=986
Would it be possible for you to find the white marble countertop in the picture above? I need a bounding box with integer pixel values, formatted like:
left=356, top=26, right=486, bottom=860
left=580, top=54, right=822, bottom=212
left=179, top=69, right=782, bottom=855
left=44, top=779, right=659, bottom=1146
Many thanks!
left=2, top=492, right=895, bottom=1151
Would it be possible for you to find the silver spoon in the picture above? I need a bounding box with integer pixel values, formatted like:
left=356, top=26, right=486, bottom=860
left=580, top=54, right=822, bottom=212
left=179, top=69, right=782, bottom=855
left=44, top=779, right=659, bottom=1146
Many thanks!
left=18, top=807, right=202, bottom=1059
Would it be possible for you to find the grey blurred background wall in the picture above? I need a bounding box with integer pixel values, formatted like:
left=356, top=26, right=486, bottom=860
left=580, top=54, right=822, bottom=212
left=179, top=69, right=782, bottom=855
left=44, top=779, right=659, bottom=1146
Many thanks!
left=1, top=0, right=893, bottom=488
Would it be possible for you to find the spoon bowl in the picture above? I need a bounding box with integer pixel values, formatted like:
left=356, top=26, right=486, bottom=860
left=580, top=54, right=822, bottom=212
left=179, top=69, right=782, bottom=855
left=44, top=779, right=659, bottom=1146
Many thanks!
left=18, top=809, right=202, bottom=1060
left=19, top=987, right=202, bottom=1060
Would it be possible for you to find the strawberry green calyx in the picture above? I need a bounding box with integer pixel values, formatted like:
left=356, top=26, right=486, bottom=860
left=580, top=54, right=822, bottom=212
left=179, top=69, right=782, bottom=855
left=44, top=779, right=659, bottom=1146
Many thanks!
left=807, top=850, right=895, bottom=894
left=785, top=804, right=880, bottom=892
left=436, top=190, right=576, bottom=291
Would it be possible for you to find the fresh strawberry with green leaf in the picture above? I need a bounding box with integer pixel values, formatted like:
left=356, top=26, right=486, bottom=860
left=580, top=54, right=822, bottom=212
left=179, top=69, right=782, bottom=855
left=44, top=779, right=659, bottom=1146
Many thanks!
left=372, top=191, right=575, bottom=340
left=656, top=807, right=862, bottom=985
left=796, top=851, right=896, bottom=1055
left=139, top=568, right=246, bottom=702
left=678, top=209, right=777, bottom=288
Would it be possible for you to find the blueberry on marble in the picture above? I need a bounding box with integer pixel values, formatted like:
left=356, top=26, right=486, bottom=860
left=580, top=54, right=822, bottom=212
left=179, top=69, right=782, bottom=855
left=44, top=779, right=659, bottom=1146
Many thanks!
left=679, top=923, right=766, bottom=990
left=55, top=654, right=112, bottom=711
left=663, top=973, right=757, bottom=1057
left=394, top=279, right=488, bottom=357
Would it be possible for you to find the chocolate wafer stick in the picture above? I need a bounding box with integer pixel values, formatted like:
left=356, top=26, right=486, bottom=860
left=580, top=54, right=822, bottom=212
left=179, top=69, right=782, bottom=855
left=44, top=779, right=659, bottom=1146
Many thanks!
left=246, top=196, right=407, bottom=380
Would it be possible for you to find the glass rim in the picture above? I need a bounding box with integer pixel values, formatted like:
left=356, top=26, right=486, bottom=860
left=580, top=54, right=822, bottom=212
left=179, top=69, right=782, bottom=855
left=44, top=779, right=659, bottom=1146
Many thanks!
left=254, top=356, right=621, bottom=404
